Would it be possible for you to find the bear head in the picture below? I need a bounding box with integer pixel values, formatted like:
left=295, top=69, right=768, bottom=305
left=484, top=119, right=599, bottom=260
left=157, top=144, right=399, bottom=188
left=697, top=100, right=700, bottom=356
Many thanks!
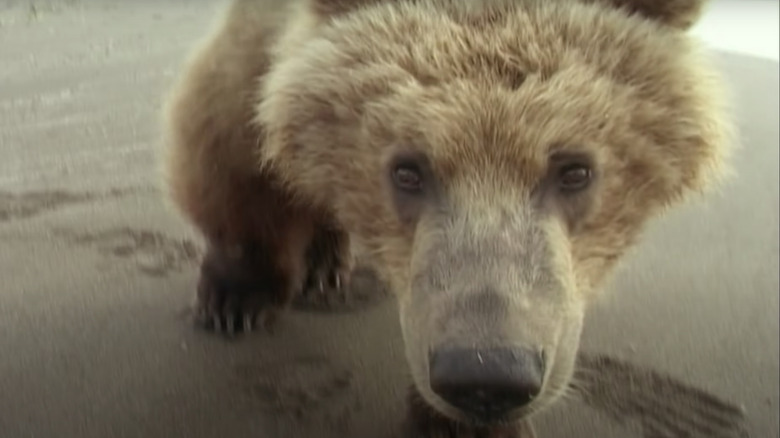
left=257, top=0, right=733, bottom=425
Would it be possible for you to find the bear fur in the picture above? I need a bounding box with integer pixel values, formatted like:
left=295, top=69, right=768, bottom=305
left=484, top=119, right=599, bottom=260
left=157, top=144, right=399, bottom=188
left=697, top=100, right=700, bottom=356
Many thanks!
left=160, top=0, right=733, bottom=436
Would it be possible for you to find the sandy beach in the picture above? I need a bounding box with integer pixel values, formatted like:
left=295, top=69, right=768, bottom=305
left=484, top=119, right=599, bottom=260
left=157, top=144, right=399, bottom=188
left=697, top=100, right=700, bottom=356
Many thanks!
left=0, top=2, right=777, bottom=437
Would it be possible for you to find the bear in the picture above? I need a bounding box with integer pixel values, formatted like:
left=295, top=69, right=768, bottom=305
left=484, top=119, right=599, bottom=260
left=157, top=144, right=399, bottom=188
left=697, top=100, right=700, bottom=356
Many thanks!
left=159, top=0, right=733, bottom=436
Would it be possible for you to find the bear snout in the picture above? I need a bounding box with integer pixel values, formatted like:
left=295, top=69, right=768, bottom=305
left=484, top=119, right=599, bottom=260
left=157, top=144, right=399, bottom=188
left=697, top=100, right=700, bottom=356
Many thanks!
left=428, top=346, right=545, bottom=422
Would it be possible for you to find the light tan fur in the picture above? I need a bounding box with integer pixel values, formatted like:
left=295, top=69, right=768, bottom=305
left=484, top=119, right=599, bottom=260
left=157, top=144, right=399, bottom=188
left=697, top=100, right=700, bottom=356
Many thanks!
left=161, top=0, right=733, bottom=433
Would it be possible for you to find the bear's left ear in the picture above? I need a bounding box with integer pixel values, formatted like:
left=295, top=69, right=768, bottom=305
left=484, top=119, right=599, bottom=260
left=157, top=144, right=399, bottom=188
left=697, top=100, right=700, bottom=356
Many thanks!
left=309, top=0, right=389, bottom=18
left=584, top=0, right=711, bottom=30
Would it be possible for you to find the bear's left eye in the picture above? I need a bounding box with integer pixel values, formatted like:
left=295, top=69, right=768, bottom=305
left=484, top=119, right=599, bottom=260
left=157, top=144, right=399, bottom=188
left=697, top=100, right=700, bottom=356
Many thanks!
left=557, top=163, right=592, bottom=193
left=392, top=164, right=424, bottom=193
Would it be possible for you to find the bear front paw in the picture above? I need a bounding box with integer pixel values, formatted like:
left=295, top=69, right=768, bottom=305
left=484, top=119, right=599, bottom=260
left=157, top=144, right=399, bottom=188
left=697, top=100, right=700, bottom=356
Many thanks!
left=299, top=227, right=354, bottom=309
left=194, top=244, right=287, bottom=335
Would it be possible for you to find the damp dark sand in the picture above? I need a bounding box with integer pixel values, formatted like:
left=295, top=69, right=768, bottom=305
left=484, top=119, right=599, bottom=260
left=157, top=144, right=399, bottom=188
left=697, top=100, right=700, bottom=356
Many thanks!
left=0, top=2, right=777, bottom=438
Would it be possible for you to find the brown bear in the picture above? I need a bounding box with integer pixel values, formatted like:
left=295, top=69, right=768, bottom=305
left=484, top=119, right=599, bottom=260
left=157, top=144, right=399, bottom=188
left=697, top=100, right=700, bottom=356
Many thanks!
left=159, top=0, right=734, bottom=436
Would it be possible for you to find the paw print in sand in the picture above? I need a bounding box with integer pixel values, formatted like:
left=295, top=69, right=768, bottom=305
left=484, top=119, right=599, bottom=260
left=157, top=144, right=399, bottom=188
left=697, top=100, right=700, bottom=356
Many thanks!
left=573, top=353, right=749, bottom=438
left=234, top=354, right=359, bottom=430
left=57, top=227, right=201, bottom=277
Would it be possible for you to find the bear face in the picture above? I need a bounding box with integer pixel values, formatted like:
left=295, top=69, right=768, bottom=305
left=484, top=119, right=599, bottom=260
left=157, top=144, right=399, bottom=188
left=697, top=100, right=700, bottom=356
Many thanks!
left=258, top=0, right=731, bottom=425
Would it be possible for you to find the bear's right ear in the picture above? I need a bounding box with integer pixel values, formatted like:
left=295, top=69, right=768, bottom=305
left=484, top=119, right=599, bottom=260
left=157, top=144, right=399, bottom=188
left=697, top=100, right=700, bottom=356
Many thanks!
left=309, top=0, right=390, bottom=18
left=584, top=0, right=711, bottom=30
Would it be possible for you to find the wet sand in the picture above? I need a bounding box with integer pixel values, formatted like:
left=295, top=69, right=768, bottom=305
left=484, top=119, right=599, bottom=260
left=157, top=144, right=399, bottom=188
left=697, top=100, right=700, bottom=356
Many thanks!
left=0, top=2, right=777, bottom=437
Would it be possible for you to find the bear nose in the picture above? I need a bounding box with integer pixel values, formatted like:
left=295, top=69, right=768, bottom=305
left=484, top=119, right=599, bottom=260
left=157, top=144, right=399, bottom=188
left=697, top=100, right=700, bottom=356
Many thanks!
left=428, top=346, right=544, bottom=420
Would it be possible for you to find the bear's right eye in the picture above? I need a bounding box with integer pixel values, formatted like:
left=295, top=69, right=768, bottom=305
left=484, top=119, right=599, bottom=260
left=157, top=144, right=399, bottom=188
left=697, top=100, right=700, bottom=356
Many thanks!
left=557, top=163, right=592, bottom=192
left=547, top=151, right=595, bottom=195
left=392, top=164, right=424, bottom=193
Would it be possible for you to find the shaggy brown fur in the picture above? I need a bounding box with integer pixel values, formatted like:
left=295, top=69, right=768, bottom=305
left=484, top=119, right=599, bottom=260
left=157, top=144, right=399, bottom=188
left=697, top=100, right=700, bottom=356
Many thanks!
left=160, top=0, right=732, bottom=435
left=161, top=0, right=353, bottom=332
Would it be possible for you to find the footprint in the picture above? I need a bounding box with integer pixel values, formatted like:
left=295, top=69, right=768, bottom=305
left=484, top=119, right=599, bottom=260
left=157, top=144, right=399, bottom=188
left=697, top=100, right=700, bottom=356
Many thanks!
left=0, top=187, right=145, bottom=222
left=234, top=354, right=359, bottom=430
left=56, top=226, right=201, bottom=278
left=0, top=190, right=94, bottom=222
left=573, top=353, right=749, bottom=438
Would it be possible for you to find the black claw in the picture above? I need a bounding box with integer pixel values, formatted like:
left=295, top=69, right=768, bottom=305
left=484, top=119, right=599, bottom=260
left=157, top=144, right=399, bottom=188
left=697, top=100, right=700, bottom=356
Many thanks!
left=226, top=315, right=236, bottom=335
